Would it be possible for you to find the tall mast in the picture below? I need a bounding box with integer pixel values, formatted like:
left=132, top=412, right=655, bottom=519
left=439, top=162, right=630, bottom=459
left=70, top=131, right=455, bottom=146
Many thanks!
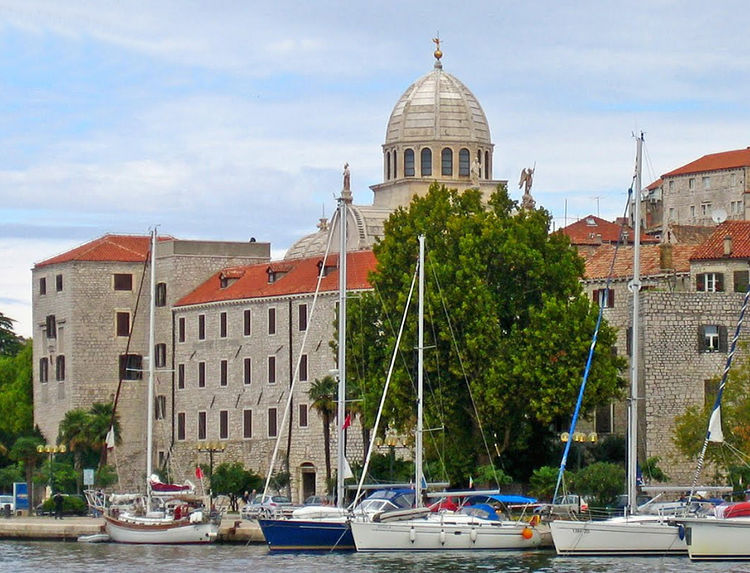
left=415, top=235, right=425, bottom=505
left=147, top=229, right=157, bottom=503
left=627, top=134, right=643, bottom=515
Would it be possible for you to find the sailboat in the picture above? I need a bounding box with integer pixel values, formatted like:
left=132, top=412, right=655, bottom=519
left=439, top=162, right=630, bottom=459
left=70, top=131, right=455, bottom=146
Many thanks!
left=103, top=230, right=220, bottom=544
left=550, top=134, right=689, bottom=556
left=351, top=236, right=549, bottom=551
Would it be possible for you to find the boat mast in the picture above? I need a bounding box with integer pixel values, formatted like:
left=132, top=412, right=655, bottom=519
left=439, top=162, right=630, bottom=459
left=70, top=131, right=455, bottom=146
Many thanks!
left=415, top=235, right=425, bottom=506
left=147, top=229, right=157, bottom=507
left=627, top=134, right=643, bottom=515
left=336, top=182, right=351, bottom=509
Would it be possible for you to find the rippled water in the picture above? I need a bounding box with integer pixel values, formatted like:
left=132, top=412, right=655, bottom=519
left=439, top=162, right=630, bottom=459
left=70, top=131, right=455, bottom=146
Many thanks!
left=1, top=542, right=749, bottom=572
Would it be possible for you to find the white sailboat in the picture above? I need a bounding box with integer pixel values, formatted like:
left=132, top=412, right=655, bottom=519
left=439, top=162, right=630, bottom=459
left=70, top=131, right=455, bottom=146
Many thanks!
left=351, top=236, right=548, bottom=551
left=550, top=134, right=688, bottom=556
left=104, top=229, right=220, bottom=544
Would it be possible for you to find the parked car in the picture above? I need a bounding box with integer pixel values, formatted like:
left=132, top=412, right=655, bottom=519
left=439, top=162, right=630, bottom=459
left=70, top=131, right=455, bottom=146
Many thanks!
left=241, top=494, right=293, bottom=519
left=0, top=495, right=15, bottom=515
left=535, top=494, right=589, bottom=516
left=303, top=495, right=333, bottom=506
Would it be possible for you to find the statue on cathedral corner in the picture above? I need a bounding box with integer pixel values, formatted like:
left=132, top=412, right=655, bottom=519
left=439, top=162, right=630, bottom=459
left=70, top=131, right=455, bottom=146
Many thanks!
left=343, top=162, right=351, bottom=191
left=519, top=166, right=536, bottom=210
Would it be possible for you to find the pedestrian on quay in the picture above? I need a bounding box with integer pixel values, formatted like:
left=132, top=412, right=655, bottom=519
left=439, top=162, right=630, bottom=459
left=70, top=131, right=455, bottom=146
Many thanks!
left=53, top=492, right=64, bottom=520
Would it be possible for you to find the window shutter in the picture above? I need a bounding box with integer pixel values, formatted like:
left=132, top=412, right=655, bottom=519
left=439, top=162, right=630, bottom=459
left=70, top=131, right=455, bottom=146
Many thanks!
left=719, top=325, right=728, bottom=352
left=592, top=289, right=599, bottom=304
left=608, top=289, right=615, bottom=308
left=626, top=326, right=633, bottom=356
left=716, top=273, right=725, bottom=292
left=698, top=326, right=706, bottom=352
left=734, top=270, right=749, bottom=293
left=697, top=274, right=705, bottom=292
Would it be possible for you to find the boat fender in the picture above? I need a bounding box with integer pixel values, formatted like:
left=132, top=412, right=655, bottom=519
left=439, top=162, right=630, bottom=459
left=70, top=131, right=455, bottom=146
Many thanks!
left=439, top=529, right=446, bottom=545
left=470, top=528, right=477, bottom=543
left=521, top=527, right=533, bottom=540
left=678, top=524, right=685, bottom=540
left=409, top=526, right=416, bottom=543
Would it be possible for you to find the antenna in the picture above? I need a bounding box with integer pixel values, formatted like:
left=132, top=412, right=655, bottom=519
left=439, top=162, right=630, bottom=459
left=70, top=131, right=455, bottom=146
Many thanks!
left=711, top=208, right=728, bottom=224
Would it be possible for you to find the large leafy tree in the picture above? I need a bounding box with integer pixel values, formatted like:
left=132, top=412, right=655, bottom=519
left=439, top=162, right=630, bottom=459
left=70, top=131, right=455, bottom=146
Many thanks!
left=211, top=462, right=262, bottom=512
left=0, top=312, right=22, bottom=357
left=0, top=340, right=34, bottom=436
left=347, top=183, right=625, bottom=485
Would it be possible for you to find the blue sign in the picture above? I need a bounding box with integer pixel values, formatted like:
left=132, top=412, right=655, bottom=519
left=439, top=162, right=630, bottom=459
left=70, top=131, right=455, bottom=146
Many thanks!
left=13, top=482, right=28, bottom=510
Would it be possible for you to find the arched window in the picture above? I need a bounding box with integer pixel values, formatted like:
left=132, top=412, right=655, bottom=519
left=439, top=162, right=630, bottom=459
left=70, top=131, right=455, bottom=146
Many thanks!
left=441, top=148, right=453, bottom=176
left=485, top=151, right=490, bottom=179
left=393, top=151, right=397, bottom=178
left=386, top=152, right=391, bottom=180
left=404, top=149, right=415, bottom=177
left=459, top=148, right=470, bottom=176
left=421, top=148, right=432, bottom=176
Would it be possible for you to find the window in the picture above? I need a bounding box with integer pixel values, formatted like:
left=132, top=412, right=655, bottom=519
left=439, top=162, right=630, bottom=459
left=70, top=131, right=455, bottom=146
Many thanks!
left=268, top=356, right=276, bottom=384
left=595, top=403, right=613, bottom=434
left=669, top=180, right=674, bottom=191
left=420, top=148, right=432, bottom=176
left=197, top=411, right=207, bottom=440
left=703, top=176, right=711, bottom=189
left=404, top=149, right=415, bottom=176
left=55, top=356, right=65, bottom=381
left=299, top=404, right=308, bottom=428
left=386, top=151, right=391, bottom=180
left=39, top=277, right=46, bottom=295
left=198, top=362, right=206, bottom=388
left=299, top=354, right=308, bottom=382
left=39, top=358, right=48, bottom=383
left=690, top=205, right=696, bottom=218
left=220, top=312, right=227, bottom=338
left=701, top=203, right=712, bottom=216
left=116, top=312, right=130, bottom=337
left=243, top=409, right=253, bottom=439
left=484, top=151, right=489, bottom=178
left=592, top=288, right=615, bottom=308
left=56, top=274, right=63, bottom=292
left=155, top=282, right=167, bottom=307
left=299, top=304, right=307, bottom=331
left=697, top=272, right=724, bottom=292
left=220, top=360, right=228, bottom=386
left=46, top=315, right=57, bottom=339
left=689, top=178, right=695, bottom=190
left=119, top=354, right=142, bottom=380
left=220, top=410, right=229, bottom=439
left=244, top=358, right=252, bottom=385
left=198, top=315, right=206, bottom=340
left=178, top=317, right=185, bottom=342
left=113, top=274, right=132, bottom=291
left=393, top=151, right=397, bottom=178
left=699, top=325, right=727, bottom=353
left=268, top=308, right=276, bottom=335
left=268, top=408, right=278, bottom=437
left=459, top=148, right=470, bottom=176
left=177, top=412, right=186, bottom=440
left=441, top=148, right=453, bottom=176
left=244, top=310, right=252, bottom=336
left=732, top=173, right=738, bottom=187
left=155, top=395, right=167, bottom=420
left=178, top=363, right=185, bottom=389
left=668, top=207, right=675, bottom=221
left=735, top=271, right=750, bottom=293
left=155, top=343, right=167, bottom=368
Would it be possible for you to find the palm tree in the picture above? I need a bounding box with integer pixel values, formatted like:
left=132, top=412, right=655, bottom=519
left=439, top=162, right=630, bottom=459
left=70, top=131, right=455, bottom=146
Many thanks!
left=58, top=409, right=92, bottom=493
left=308, top=375, right=337, bottom=489
left=88, top=402, right=121, bottom=468
left=10, top=436, right=43, bottom=504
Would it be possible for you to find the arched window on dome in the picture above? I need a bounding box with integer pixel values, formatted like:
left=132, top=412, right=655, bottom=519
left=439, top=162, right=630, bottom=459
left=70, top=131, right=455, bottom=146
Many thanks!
left=485, top=151, right=490, bottom=179
left=459, top=148, right=470, bottom=176
left=441, top=148, right=453, bottom=177
left=386, top=151, right=391, bottom=180
left=394, top=152, right=397, bottom=179
left=404, top=149, right=415, bottom=177
left=421, top=148, right=432, bottom=177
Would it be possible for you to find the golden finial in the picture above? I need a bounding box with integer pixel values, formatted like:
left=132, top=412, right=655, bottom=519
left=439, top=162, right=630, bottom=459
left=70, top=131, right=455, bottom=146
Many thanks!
left=432, top=34, right=442, bottom=67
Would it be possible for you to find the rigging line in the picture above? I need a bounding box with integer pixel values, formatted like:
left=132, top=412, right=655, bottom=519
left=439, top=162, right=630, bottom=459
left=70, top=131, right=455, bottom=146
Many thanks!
left=262, top=207, right=338, bottom=500
left=553, top=185, right=633, bottom=504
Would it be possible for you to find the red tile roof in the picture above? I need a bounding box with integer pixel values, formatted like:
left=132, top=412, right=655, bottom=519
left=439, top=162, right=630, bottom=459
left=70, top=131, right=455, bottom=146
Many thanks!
left=560, top=215, right=657, bottom=246
left=583, top=244, right=695, bottom=280
left=35, top=234, right=173, bottom=268
left=663, top=147, right=750, bottom=178
left=176, top=250, right=377, bottom=306
left=689, top=220, right=750, bottom=260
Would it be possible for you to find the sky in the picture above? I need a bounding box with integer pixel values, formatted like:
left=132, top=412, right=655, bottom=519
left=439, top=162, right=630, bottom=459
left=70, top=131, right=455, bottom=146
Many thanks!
left=2, top=0, right=750, bottom=338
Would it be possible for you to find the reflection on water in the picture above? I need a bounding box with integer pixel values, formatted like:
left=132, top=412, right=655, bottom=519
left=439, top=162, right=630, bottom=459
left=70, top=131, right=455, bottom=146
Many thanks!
left=0, top=542, right=746, bottom=573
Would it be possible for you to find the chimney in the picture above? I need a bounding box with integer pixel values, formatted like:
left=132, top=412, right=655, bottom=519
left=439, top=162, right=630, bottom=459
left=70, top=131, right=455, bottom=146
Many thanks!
left=724, top=235, right=733, bottom=257
left=660, top=243, right=673, bottom=270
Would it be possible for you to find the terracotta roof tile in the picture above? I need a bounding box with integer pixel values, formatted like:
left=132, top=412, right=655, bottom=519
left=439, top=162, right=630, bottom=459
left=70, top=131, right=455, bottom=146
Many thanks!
left=560, top=215, right=658, bottom=246
left=663, top=147, right=750, bottom=177
left=176, top=250, right=377, bottom=306
left=690, top=220, right=750, bottom=260
left=35, top=234, right=174, bottom=268
left=583, top=244, right=695, bottom=280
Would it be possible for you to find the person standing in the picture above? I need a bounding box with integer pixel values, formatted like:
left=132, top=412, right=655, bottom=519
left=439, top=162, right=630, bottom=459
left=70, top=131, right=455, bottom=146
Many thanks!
left=53, top=492, right=64, bottom=520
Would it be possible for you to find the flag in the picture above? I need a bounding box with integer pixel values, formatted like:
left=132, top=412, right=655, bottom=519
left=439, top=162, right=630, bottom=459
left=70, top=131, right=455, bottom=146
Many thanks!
left=342, top=413, right=352, bottom=430
left=342, top=456, right=354, bottom=479
left=105, top=427, right=116, bottom=450
left=195, top=466, right=204, bottom=480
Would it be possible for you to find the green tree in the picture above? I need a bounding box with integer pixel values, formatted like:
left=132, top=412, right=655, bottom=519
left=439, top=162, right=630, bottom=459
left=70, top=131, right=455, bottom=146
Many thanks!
left=529, top=465, right=570, bottom=501
left=0, top=312, right=21, bottom=357
left=58, top=408, right=93, bottom=492
left=571, top=461, right=626, bottom=507
left=10, top=436, right=43, bottom=501
left=308, top=375, right=337, bottom=489
left=0, top=341, right=34, bottom=436
left=347, top=183, right=625, bottom=484
left=211, top=462, right=262, bottom=512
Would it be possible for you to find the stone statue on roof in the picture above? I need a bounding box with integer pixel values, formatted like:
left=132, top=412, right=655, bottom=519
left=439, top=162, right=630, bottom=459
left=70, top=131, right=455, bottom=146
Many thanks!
left=519, top=166, right=536, bottom=210
left=343, top=163, right=350, bottom=191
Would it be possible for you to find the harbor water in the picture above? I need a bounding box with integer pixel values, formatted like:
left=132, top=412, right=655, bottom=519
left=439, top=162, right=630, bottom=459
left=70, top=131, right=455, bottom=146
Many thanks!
left=2, top=542, right=750, bottom=572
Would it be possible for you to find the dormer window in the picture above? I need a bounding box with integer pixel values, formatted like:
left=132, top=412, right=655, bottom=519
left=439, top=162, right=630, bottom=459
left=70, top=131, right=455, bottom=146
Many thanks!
left=317, top=257, right=338, bottom=278
left=586, top=217, right=596, bottom=226
left=266, top=263, right=291, bottom=284
left=220, top=268, right=244, bottom=289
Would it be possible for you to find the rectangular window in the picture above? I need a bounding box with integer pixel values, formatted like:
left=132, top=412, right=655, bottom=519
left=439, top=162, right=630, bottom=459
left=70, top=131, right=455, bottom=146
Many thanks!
left=178, top=317, right=185, bottom=343
left=697, top=272, right=724, bottom=292
left=220, top=312, right=227, bottom=338
left=669, top=180, right=674, bottom=191
left=198, top=315, right=206, bottom=340
left=299, top=304, right=308, bottom=331
left=299, top=404, right=308, bottom=428
left=120, top=354, right=143, bottom=380
left=244, top=309, right=252, bottom=336
left=178, top=363, right=185, bottom=389
left=592, top=288, right=615, bottom=308
left=699, top=325, right=727, bottom=353
left=220, top=410, right=229, bottom=439
left=198, top=362, right=206, bottom=388
left=39, top=358, right=48, bottom=383
left=703, top=176, right=711, bottom=189
left=220, top=360, right=228, bottom=386
left=299, top=354, right=308, bottom=382
left=268, top=308, right=276, bottom=335
left=690, top=205, right=696, bottom=218
left=701, top=203, right=712, bottom=216
left=39, top=277, right=46, bottom=295
left=155, top=395, right=166, bottom=420
left=56, top=356, right=65, bottom=381
left=197, top=411, right=207, bottom=440
left=268, top=408, right=278, bottom=438
left=46, top=315, right=57, bottom=339
left=244, top=358, right=252, bottom=385
left=668, top=207, right=675, bottom=221
left=155, top=343, right=167, bottom=368
left=689, top=178, right=695, bottom=190
left=113, top=273, right=132, bottom=291
left=243, top=409, right=253, bottom=439
left=155, top=282, right=167, bottom=307
left=116, top=312, right=130, bottom=337
left=177, top=412, right=186, bottom=440
left=735, top=271, right=750, bottom=293
left=56, top=274, right=63, bottom=292
left=268, top=356, right=276, bottom=384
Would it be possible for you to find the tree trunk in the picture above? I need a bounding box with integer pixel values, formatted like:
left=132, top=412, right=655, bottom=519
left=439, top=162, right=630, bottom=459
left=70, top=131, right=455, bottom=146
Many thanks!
left=323, top=414, right=331, bottom=489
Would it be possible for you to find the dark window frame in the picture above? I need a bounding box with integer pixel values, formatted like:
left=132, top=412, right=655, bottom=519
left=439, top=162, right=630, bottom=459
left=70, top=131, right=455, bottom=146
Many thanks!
left=244, top=309, right=252, bottom=336
left=116, top=312, right=130, bottom=337
left=113, top=273, right=132, bottom=291
left=299, top=403, right=308, bottom=428
left=420, top=147, right=432, bottom=176
left=178, top=317, right=186, bottom=343
left=441, top=148, right=453, bottom=176
left=459, top=148, right=470, bottom=176
left=197, top=411, right=207, bottom=440
left=198, top=361, right=206, bottom=388
left=155, top=343, right=167, bottom=368
left=178, top=363, right=185, bottom=389
left=699, top=324, right=728, bottom=353
left=198, top=314, right=206, bottom=340
left=268, top=355, right=276, bottom=384
left=243, top=409, right=253, bottom=439
left=404, top=149, right=415, bottom=177
left=177, top=412, right=186, bottom=440
left=220, top=359, right=228, bottom=387
left=268, top=307, right=276, bottom=335
left=219, top=410, right=229, bottom=439
left=39, top=357, right=49, bottom=383
left=268, top=408, right=278, bottom=438
left=119, top=354, right=142, bottom=380
left=220, top=312, right=227, bottom=338
left=56, top=274, right=63, bottom=292
left=244, top=357, right=252, bottom=385
left=696, top=272, right=724, bottom=292
left=155, top=282, right=167, bottom=307
left=299, top=304, right=307, bottom=331
left=39, top=277, right=46, bottom=295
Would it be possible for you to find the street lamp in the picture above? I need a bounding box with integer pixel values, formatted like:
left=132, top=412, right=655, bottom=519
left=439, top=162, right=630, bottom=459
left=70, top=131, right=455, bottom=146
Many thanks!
left=196, top=441, right=226, bottom=510
left=375, top=426, right=401, bottom=482
left=560, top=432, right=598, bottom=469
left=36, top=444, right=66, bottom=496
